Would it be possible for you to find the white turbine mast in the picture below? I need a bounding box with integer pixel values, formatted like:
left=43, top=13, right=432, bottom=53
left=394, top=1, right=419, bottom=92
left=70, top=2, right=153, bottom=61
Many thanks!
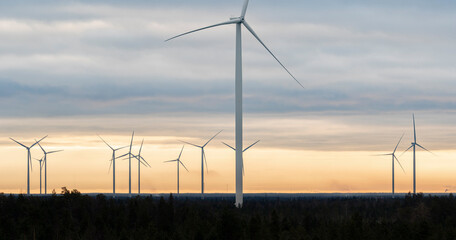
left=166, top=0, right=302, bottom=207
left=180, top=130, right=223, bottom=200
left=164, top=145, right=189, bottom=196
left=99, top=135, right=128, bottom=198
left=374, top=134, right=405, bottom=198
left=36, top=141, right=63, bottom=195
left=116, top=131, right=136, bottom=198
left=131, top=139, right=151, bottom=195
left=10, top=135, right=47, bottom=195
left=33, top=157, right=45, bottom=195
left=401, top=114, right=433, bottom=194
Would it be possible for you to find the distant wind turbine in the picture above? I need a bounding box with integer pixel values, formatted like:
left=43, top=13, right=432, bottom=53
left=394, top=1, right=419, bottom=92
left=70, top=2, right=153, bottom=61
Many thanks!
left=164, top=145, right=189, bottom=196
left=36, top=142, right=63, bottom=195
left=132, top=139, right=151, bottom=195
left=402, top=114, right=433, bottom=194
left=180, top=130, right=222, bottom=199
left=99, top=135, right=128, bottom=198
left=33, top=157, right=45, bottom=195
left=10, top=136, right=47, bottom=195
left=117, top=132, right=135, bottom=197
left=222, top=140, right=260, bottom=176
left=166, top=0, right=302, bottom=207
left=374, top=134, right=405, bottom=198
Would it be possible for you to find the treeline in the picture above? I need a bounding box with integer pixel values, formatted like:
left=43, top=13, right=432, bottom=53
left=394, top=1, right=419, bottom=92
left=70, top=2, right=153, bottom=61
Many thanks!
left=0, top=189, right=456, bottom=239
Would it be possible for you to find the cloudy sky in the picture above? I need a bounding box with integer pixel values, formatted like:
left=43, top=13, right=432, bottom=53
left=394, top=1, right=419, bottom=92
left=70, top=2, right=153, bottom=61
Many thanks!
left=0, top=0, right=455, bottom=194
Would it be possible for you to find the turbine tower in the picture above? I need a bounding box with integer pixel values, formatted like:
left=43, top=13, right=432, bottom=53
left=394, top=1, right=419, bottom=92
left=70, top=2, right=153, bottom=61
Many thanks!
left=164, top=145, right=189, bottom=196
left=34, top=157, right=45, bottom=195
left=374, top=134, right=405, bottom=198
left=166, top=0, right=302, bottom=207
left=180, top=130, right=222, bottom=199
left=37, top=142, right=63, bottom=195
left=10, top=135, right=47, bottom=195
left=403, top=114, right=432, bottom=194
left=222, top=140, right=260, bottom=176
left=99, top=135, right=127, bottom=198
left=132, top=139, right=151, bottom=195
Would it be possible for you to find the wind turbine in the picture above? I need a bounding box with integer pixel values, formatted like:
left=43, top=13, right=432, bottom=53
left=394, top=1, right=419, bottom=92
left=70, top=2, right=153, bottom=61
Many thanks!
left=10, top=135, right=47, bottom=195
left=222, top=140, right=260, bottom=176
left=180, top=130, right=222, bottom=199
left=164, top=145, right=189, bottom=196
left=99, top=135, right=128, bottom=198
left=166, top=0, right=302, bottom=207
left=132, top=139, right=151, bottom=195
left=374, top=135, right=405, bottom=198
left=33, top=157, right=45, bottom=195
left=402, top=114, right=433, bottom=194
left=116, top=132, right=135, bottom=197
left=36, top=142, right=63, bottom=195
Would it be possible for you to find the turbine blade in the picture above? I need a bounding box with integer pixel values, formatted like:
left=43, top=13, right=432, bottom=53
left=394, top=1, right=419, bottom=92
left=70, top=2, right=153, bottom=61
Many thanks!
left=138, top=139, right=144, bottom=155
left=399, top=145, right=413, bottom=158
left=140, top=156, right=151, bottom=168
left=394, top=155, right=406, bottom=174
left=114, top=146, right=129, bottom=151
left=243, top=140, right=260, bottom=152
left=393, top=133, right=405, bottom=154
left=115, top=153, right=129, bottom=159
left=31, top=135, right=47, bottom=148
left=47, top=150, right=63, bottom=154
left=139, top=160, right=148, bottom=168
left=139, top=156, right=151, bottom=168
left=108, top=159, right=113, bottom=174
left=243, top=21, right=304, bottom=89
left=240, top=0, right=250, bottom=18
left=165, top=20, right=239, bottom=42
left=222, top=142, right=235, bottom=151
left=178, top=145, right=185, bottom=159
left=98, top=135, right=114, bottom=151
left=180, top=160, right=189, bottom=172
left=416, top=143, right=436, bottom=156
left=413, top=114, right=416, bottom=143
left=37, top=141, right=45, bottom=153
left=164, top=160, right=178, bottom=163
left=129, top=131, right=135, bottom=152
left=203, top=130, right=223, bottom=147
left=9, top=138, right=27, bottom=148
left=179, top=140, right=201, bottom=148
left=203, top=149, right=209, bottom=173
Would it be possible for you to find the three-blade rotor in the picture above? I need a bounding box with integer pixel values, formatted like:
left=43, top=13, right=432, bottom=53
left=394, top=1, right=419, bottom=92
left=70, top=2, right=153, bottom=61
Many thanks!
left=164, top=145, right=189, bottom=172
left=166, top=0, right=303, bottom=88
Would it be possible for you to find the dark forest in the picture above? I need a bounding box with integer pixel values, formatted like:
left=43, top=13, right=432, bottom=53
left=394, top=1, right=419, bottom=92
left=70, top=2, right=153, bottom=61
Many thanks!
left=1, top=189, right=455, bottom=239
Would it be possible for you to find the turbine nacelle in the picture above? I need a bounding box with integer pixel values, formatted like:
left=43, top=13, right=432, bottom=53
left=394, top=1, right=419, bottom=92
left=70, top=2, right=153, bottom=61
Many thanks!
left=230, top=17, right=243, bottom=22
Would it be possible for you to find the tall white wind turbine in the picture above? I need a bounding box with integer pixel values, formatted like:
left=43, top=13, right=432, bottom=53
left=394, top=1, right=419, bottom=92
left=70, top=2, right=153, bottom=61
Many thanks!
left=222, top=140, right=260, bottom=176
left=374, top=135, right=405, bottom=198
left=180, top=130, right=222, bottom=199
left=164, top=145, right=189, bottom=196
left=132, top=139, right=151, bottom=195
left=99, top=135, right=128, bottom=198
left=10, top=136, right=47, bottom=195
left=402, top=114, right=433, bottom=194
left=34, top=157, right=45, bottom=195
left=166, top=0, right=302, bottom=207
left=116, top=132, right=135, bottom=197
left=36, top=142, right=63, bottom=195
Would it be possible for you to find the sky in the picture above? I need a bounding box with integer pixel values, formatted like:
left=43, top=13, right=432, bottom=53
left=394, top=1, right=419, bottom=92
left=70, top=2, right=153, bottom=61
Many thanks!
left=0, top=0, right=456, bottom=194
